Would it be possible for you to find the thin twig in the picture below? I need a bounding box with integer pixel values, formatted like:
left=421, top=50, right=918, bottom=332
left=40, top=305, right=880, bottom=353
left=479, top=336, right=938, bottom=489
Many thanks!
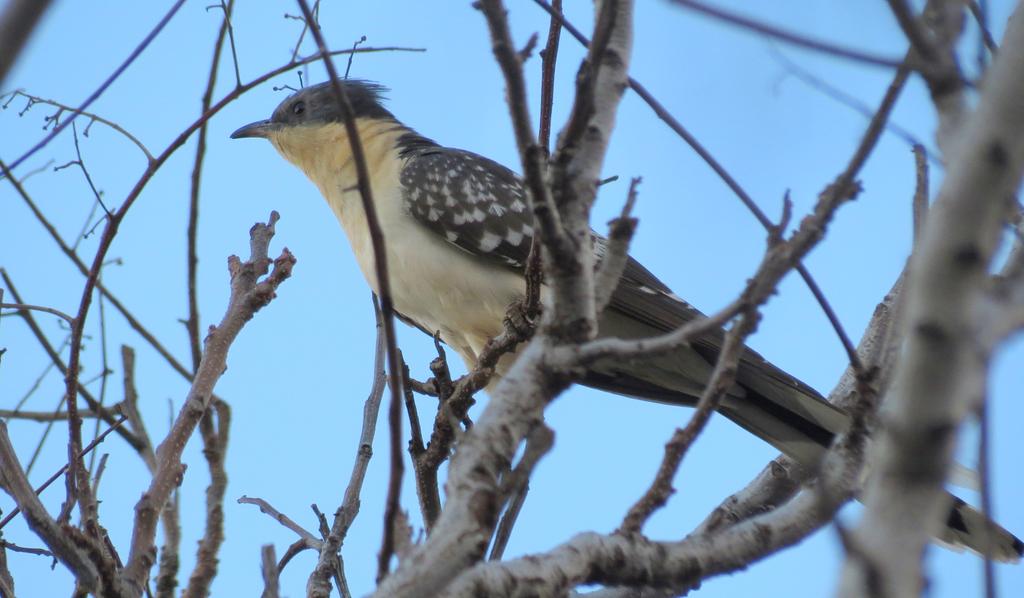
left=965, top=0, right=998, bottom=56
left=769, top=48, right=939, bottom=167
left=490, top=424, right=554, bottom=560
left=0, top=416, right=127, bottom=531
left=86, top=274, right=112, bottom=476
left=307, top=296, right=387, bottom=597
left=670, top=0, right=904, bottom=68
left=0, top=540, right=53, bottom=558
left=187, top=0, right=239, bottom=375
left=401, top=354, right=440, bottom=529
left=978, top=397, right=995, bottom=598
left=619, top=308, right=757, bottom=532
left=276, top=539, right=314, bottom=576
left=292, top=2, right=407, bottom=584
left=0, top=302, right=75, bottom=325
left=0, top=269, right=141, bottom=450
left=2, top=91, right=154, bottom=161
left=239, top=496, right=320, bottom=545
left=212, top=0, right=241, bottom=87
left=538, top=0, right=562, bottom=152
left=9, top=339, right=67, bottom=414
left=62, top=120, right=111, bottom=215
left=345, top=36, right=367, bottom=79
left=593, top=177, right=640, bottom=311
left=912, top=144, right=929, bottom=243
left=288, top=0, right=321, bottom=63
left=0, top=409, right=100, bottom=421
left=2, top=0, right=187, bottom=175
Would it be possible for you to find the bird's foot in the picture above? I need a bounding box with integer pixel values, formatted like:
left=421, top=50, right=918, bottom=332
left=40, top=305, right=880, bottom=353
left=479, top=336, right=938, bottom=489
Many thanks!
left=503, top=298, right=538, bottom=340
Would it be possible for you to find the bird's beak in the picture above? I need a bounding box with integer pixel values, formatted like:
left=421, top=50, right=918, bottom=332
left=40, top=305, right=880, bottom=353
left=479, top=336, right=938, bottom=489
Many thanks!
left=230, top=119, right=280, bottom=139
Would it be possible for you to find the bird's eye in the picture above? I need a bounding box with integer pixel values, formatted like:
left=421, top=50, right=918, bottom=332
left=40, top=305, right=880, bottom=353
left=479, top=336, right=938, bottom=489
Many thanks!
left=292, top=101, right=306, bottom=116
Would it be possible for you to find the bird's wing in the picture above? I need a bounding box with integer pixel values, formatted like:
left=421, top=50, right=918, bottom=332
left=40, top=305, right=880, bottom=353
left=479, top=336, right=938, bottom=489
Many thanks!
left=399, top=146, right=844, bottom=443
left=400, top=146, right=534, bottom=269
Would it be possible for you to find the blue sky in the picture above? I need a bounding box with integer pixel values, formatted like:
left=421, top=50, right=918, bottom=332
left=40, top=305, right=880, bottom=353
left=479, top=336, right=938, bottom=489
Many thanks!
left=1, top=1, right=1021, bottom=596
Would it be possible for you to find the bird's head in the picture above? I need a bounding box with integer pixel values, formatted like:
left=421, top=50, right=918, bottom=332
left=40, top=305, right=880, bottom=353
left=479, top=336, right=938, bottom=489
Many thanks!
left=231, top=79, right=394, bottom=165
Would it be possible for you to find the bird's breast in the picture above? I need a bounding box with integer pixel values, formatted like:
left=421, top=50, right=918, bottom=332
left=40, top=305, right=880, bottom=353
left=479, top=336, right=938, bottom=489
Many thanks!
left=310, top=133, right=525, bottom=368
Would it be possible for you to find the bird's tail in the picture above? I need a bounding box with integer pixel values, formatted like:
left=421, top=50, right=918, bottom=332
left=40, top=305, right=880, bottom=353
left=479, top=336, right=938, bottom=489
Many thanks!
left=582, top=347, right=1023, bottom=562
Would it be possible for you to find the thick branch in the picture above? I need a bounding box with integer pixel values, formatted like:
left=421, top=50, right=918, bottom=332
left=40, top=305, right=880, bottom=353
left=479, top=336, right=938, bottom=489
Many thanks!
left=443, top=427, right=864, bottom=597
left=840, top=7, right=1024, bottom=595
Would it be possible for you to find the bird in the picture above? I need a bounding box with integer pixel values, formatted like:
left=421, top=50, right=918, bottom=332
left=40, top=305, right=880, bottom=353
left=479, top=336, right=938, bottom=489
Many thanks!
left=231, top=78, right=1022, bottom=562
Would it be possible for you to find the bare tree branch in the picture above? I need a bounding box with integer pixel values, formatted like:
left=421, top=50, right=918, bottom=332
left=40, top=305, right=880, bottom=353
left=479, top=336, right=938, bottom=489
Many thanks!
left=445, top=424, right=866, bottom=598
left=122, top=213, right=295, bottom=593
left=840, top=7, right=1024, bottom=594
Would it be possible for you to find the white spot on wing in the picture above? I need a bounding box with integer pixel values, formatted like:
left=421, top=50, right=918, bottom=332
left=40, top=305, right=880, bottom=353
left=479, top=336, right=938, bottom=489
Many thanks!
left=479, top=231, right=502, bottom=252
